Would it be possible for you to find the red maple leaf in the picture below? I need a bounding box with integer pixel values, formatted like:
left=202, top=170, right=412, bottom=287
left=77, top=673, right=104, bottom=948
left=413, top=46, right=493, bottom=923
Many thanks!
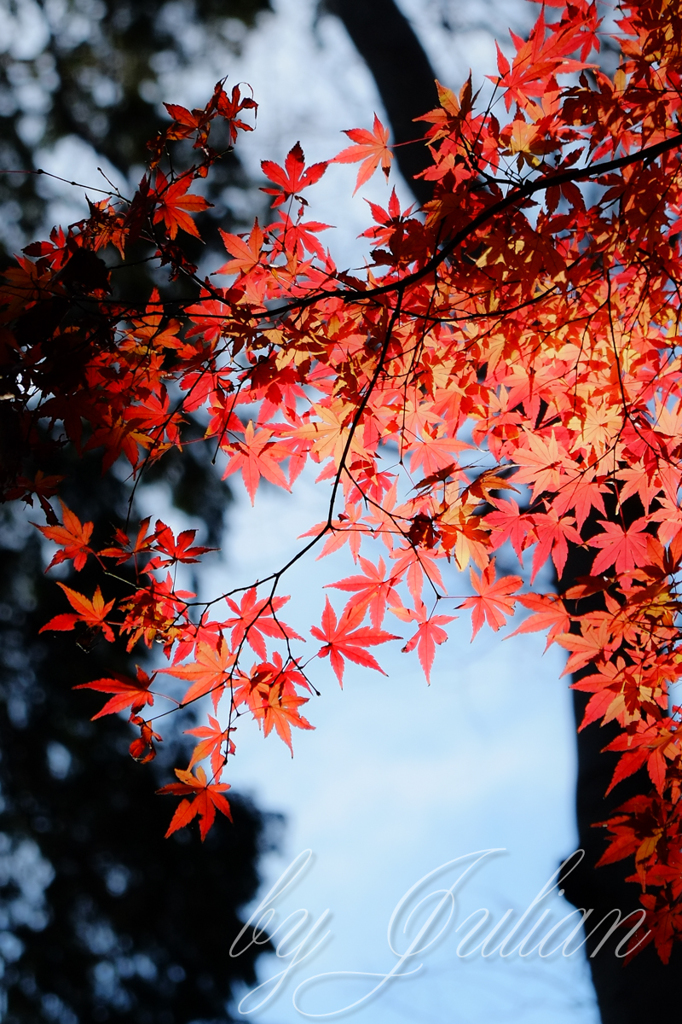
left=232, top=652, right=310, bottom=703
left=603, top=721, right=680, bottom=797
left=99, top=516, right=157, bottom=565
left=332, top=114, right=393, bottom=193
left=491, top=7, right=596, bottom=111
left=506, top=592, right=571, bottom=648
left=214, top=82, right=258, bottom=145
left=310, top=597, right=399, bottom=686
left=158, top=766, right=232, bottom=840
left=485, top=498, right=532, bottom=561
left=326, top=556, right=401, bottom=628
left=151, top=522, right=214, bottom=567
left=390, top=600, right=455, bottom=683
left=129, top=715, right=162, bottom=763
left=74, top=666, right=155, bottom=719
left=269, top=210, right=331, bottom=260
left=458, top=564, right=523, bottom=639
left=223, top=588, right=303, bottom=660
left=222, top=421, right=292, bottom=504
left=588, top=518, right=650, bottom=575
left=153, top=169, right=211, bottom=239
left=261, top=142, right=328, bottom=206
left=529, top=509, right=581, bottom=581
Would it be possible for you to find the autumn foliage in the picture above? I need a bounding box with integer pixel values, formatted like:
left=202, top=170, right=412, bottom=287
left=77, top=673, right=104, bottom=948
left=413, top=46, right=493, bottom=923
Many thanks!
left=2, top=0, right=682, bottom=963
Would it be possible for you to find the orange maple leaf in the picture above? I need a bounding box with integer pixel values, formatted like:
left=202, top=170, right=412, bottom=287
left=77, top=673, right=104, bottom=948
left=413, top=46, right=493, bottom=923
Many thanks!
left=232, top=654, right=314, bottom=753
left=556, top=616, right=613, bottom=676
left=34, top=500, right=94, bottom=571
left=253, top=686, right=314, bottom=754
left=510, top=430, right=569, bottom=501
left=217, top=219, right=265, bottom=275
left=40, top=583, right=115, bottom=642
left=390, top=600, right=455, bottom=683
left=185, top=715, right=234, bottom=776
left=160, top=637, right=234, bottom=708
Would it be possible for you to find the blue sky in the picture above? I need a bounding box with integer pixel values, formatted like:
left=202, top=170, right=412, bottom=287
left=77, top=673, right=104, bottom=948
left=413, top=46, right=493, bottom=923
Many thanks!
left=205, top=456, right=601, bottom=1024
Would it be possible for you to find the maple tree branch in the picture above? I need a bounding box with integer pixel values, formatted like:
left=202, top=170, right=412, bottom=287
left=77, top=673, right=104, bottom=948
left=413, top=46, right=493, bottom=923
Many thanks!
left=9, top=4, right=682, bottom=991
left=266, top=130, right=682, bottom=316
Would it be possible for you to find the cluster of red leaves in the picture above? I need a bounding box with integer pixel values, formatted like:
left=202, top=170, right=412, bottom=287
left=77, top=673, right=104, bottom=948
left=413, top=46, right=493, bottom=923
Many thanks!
left=2, top=0, right=682, bottom=962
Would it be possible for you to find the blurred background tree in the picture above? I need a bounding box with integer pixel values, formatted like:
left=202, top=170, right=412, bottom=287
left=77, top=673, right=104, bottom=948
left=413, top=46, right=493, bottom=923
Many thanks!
left=0, top=471, right=281, bottom=1023
left=0, top=2, right=280, bottom=1021
left=0, top=0, right=271, bottom=254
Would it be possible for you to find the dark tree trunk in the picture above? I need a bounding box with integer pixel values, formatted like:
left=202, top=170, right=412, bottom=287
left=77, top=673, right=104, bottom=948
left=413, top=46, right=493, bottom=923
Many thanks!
left=325, top=0, right=437, bottom=205
left=559, top=684, right=680, bottom=1022
left=558, top=505, right=682, bottom=1021
left=326, top=1, right=681, bottom=1019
